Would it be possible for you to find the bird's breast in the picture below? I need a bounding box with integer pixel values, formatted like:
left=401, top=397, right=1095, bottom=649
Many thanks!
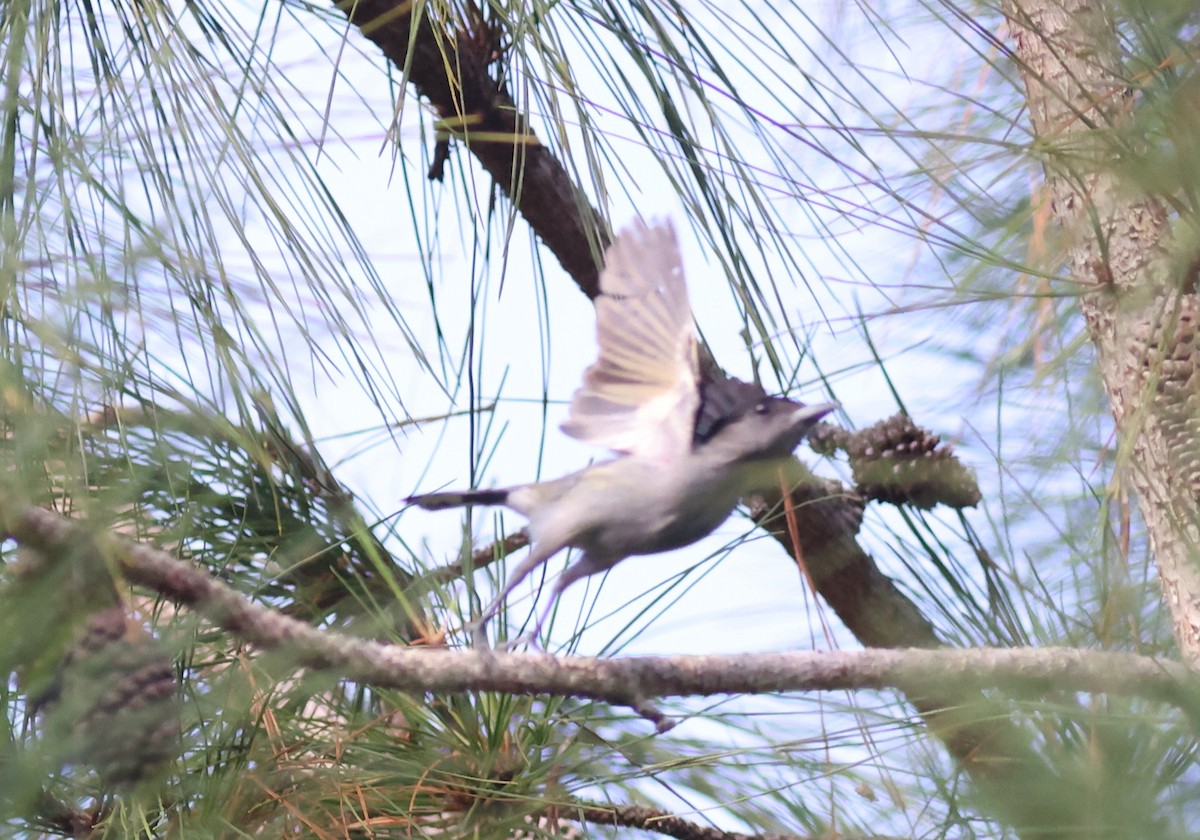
left=571, top=457, right=742, bottom=557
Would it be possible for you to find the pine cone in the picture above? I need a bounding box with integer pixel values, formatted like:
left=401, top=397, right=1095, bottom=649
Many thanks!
left=806, top=420, right=850, bottom=457
left=44, top=608, right=181, bottom=786
left=847, top=413, right=980, bottom=510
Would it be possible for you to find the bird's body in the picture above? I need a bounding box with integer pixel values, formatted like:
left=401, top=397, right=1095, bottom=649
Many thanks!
left=515, top=451, right=746, bottom=559
left=407, top=220, right=836, bottom=644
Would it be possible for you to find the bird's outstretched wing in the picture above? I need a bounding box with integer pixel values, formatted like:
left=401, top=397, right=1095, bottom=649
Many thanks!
left=560, top=220, right=700, bottom=459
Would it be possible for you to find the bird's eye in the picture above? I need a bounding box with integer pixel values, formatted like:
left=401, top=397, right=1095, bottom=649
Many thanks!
left=754, top=403, right=769, bottom=415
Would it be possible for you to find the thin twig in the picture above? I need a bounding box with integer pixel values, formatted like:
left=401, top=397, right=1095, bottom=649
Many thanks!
left=421, top=529, right=530, bottom=587
left=566, top=797, right=900, bottom=840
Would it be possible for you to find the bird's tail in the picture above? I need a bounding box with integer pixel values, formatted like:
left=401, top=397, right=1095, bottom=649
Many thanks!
left=405, top=489, right=510, bottom=511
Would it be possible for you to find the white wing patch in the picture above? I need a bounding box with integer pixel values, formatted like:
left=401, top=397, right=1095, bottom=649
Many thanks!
left=560, top=220, right=701, bottom=459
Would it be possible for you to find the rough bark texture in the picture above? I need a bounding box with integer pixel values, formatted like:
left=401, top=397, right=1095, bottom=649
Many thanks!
left=10, top=500, right=1198, bottom=712
left=340, top=0, right=609, bottom=298
left=1007, top=0, right=1200, bottom=665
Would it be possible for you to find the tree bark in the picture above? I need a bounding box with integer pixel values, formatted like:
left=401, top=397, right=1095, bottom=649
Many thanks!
left=1007, top=0, right=1200, bottom=665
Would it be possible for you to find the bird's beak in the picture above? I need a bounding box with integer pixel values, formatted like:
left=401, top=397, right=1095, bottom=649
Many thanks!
left=792, top=401, right=839, bottom=425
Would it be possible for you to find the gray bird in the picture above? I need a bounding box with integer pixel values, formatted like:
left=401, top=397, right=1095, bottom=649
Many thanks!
left=406, top=220, right=836, bottom=645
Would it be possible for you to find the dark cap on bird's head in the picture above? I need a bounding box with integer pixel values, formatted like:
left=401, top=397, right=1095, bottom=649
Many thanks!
left=694, top=373, right=836, bottom=459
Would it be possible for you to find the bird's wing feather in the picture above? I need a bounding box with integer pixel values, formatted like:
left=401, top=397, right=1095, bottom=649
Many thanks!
left=560, top=220, right=700, bottom=458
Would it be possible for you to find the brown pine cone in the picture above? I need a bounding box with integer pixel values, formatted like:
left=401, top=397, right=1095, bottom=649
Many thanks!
left=847, top=413, right=980, bottom=510
left=44, top=608, right=181, bottom=786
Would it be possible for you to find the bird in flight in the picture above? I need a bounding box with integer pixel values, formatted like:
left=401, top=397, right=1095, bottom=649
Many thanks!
left=406, top=220, right=837, bottom=646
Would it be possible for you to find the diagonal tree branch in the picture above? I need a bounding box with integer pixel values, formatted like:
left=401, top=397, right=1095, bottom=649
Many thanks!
left=334, top=0, right=965, bottom=673
left=332, top=0, right=1079, bottom=817
left=332, top=1, right=945, bottom=649
left=338, top=0, right=609, bottom=297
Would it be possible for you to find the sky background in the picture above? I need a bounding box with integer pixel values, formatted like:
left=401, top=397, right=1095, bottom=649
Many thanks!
left=213, top=0, right=1028, bottom=665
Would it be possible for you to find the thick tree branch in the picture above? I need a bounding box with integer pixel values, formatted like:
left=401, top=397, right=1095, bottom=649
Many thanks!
left=336, top=0, right=608, bottom=297
left=5, top=500, right=1198, bottom=719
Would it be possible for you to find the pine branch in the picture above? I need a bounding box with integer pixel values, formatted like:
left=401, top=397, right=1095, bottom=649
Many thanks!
left=565, top=798, right=901, bottom=840
left=4, top=498, right=1198, bottom=719
left=419, top=529, right=531, bottom=587
left=335, top=0, right=609, bottom=297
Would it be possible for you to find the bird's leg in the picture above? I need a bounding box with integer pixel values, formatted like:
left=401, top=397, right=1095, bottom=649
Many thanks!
left=513, top=552, right=614, bottom=648
left=466, top=541, right=565, bottom=648
left=472, top=551, right=615, bottom=650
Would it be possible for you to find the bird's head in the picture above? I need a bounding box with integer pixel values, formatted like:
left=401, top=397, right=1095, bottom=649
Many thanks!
left=695, top=376, right=837, bottom=462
